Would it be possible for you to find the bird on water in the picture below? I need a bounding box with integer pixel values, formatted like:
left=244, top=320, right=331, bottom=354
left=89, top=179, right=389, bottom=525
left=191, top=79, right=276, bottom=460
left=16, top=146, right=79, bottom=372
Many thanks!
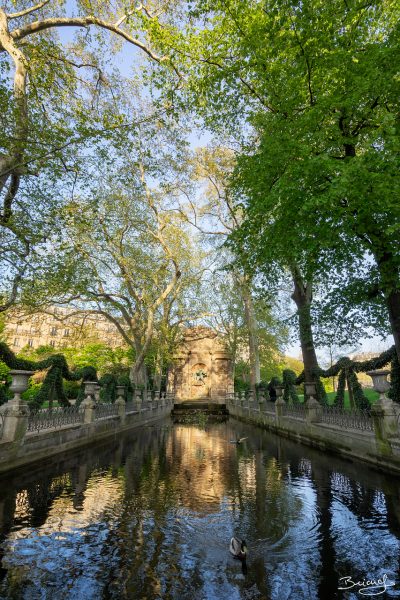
left=229, top=537, right=248, bottom=561
left=229, top=437, right=248, bottom=444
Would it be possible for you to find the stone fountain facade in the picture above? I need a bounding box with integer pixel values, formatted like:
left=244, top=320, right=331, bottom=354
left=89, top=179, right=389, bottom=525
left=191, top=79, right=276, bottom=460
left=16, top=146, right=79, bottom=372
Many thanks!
left=167, top=327, right=234, bottom=403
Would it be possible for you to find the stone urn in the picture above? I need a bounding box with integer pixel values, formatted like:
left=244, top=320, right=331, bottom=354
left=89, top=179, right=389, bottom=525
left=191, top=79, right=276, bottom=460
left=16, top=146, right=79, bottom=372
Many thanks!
left=82, top=381, right=97, bottom=408
left=116, top=385, right=126, bottom=402
left=366, top=370, right=390, bottom=395
left=83, top=381, right=97, bottom=396
left=367, top=369, right=391, bottom=408
left=9, top=370, right=34, bottom=405
left=93, top=383, right=101, bottom=403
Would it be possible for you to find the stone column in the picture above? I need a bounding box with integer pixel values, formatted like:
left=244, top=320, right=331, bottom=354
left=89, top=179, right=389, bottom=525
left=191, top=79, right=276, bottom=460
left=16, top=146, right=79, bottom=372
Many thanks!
left=239, top=391, right=246, bottom=414
left=246, top=391, right=254, bottom=414
left=0, top=370, right=33, bottom=443
left=115, top=385, right=126, bottom=424
left=258, top=390, right=266, bottom=412
left=368, top=370, right=400, bottom=454
left=135, top=389, right=143, bottom=413
left=94, top=384, right=101, bottom=404
left=82, top=381, right=97, bottom=424
left=146, top=390, right=153, bottom=411
left=304, top=382, right=322, bottom=424
left=159, top=392, right=165, bottom=409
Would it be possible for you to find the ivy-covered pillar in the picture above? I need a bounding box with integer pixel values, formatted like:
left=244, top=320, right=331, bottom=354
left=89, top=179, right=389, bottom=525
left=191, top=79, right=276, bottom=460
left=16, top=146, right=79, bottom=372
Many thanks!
left=0, top=370, right=32, bottom=443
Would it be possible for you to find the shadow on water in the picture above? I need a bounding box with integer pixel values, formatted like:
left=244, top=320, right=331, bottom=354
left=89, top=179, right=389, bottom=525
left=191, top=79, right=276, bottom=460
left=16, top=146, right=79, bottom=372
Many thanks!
left=0, top=418, right=399, bottom=599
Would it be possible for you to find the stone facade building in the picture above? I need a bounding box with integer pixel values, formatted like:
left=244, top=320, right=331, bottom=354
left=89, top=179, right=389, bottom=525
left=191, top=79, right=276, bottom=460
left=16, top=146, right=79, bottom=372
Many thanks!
left=167, top=327, right=233, bottom=403
left=4, top=307, right=122, bottom=351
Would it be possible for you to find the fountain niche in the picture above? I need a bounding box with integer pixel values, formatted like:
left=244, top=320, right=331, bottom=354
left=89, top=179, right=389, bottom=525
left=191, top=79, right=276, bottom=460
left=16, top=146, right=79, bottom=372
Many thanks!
left=167, top=326, right=234, bottom=404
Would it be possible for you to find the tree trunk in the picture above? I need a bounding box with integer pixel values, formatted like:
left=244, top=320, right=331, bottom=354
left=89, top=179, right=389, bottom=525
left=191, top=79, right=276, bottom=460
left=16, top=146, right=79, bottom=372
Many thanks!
left=129, top=335, right=148, bottom=389
left=386, top=290, right=400, bottom=362
left=130, top=360, right=147, bottom=389
left=153, top=347, right=163, bottom=390
left=290, top=265, right=319, bottom=385
left=241, top=277, right=261, bottom=392
left=368, top=243, right=400, bottom=362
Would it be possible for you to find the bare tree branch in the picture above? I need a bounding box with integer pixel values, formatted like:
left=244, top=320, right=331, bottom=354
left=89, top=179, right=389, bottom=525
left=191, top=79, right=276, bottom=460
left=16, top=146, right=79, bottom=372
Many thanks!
left=7, top=0, right=51, bottom=20
left=10, top=16, right=164, bottom=62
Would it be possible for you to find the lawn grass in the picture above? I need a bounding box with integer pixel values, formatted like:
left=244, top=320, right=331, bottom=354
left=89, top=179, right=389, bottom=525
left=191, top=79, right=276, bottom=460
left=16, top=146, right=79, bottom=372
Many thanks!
left=297, top=388, right=379, bottom=407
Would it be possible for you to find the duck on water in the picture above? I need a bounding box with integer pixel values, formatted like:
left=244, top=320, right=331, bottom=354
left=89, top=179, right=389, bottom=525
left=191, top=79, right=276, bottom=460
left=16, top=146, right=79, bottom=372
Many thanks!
left=229, top=537, right=248, bottom=561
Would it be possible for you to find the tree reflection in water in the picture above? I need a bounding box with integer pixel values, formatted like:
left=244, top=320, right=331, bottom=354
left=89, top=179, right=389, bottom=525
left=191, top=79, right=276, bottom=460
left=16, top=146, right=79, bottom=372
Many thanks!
left=0, top=420, right=399, bottom=599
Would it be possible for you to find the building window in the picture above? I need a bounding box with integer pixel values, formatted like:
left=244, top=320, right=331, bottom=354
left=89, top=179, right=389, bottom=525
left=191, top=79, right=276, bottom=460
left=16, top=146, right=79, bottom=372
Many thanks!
left=50, top=327, right=57, bottom=336
left=63, top=329, right=70, bottom=337
left=28, top=339, right=33, bottom=348
left=49, top=340, right=55, bottom=347
left=13, top=338, right=19, bottom=347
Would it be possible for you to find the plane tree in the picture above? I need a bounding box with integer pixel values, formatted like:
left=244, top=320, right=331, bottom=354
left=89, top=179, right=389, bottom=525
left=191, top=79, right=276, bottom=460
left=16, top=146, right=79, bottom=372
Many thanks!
left=0, top=0, right=178, bottom=310
left=144, top=0, right=400, bottom=361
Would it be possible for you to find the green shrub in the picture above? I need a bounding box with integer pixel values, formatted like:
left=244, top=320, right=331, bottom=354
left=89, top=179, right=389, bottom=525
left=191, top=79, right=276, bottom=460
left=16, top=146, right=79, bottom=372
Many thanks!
left=22, top=382, right=42, bottom=405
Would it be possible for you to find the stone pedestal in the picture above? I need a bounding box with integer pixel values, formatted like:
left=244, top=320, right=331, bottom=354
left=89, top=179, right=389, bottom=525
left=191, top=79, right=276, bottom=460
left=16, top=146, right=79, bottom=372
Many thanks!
left=115, top=398, right=126, bottom=423
left=82, top=397, right=96, bottom=424
left=247, top=391, right=256, bottom=412
left=116, top=386, right=126, bottom=423
left=82, top=381, right=97, bottom=424
left=258, top=391, right=266, bottom=413
left=305, top=397, right=322, bottom=424
left=371, top=397, right=400, bottom=454
left=0, top=370, right=33, bottom=443
left=135, top=390, right=142, bottom=412
left=275, top=397, right=285, bottom=421
left=367, top=370, right=400, bottom=455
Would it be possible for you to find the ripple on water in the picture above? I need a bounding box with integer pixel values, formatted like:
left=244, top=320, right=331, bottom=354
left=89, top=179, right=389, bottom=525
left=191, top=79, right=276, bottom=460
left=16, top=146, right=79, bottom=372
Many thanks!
left=0, top=422, right=400, bottom=599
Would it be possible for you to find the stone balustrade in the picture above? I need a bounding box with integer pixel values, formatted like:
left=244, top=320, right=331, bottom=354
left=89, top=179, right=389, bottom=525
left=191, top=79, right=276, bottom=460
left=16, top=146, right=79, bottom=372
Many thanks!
left=0, top=373, right=174, bottom=474
left=225, top=374, right=400, bottom=475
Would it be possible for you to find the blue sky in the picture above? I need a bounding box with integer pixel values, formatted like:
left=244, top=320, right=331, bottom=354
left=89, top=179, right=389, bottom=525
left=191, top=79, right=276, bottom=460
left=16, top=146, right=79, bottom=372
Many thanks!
left=55, top=8, right=394, bottom=363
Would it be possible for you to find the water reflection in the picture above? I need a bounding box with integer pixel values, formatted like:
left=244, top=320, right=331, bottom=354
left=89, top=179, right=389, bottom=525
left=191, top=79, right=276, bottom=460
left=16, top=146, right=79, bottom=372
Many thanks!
left=0, top=420, right=399, bottom=599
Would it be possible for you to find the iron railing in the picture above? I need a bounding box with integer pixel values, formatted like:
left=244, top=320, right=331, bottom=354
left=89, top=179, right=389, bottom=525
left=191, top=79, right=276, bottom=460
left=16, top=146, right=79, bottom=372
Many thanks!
left=282, top=403, right=306, bottom=419
left=125, top=402, right=137, bottom=414
left=95, top=403, right=119, bottom=420
left=263, top=401, right=277, bottom=414
left=27, top=406, right=84, bottom=433
left=319, top=406, right=373, bottom=432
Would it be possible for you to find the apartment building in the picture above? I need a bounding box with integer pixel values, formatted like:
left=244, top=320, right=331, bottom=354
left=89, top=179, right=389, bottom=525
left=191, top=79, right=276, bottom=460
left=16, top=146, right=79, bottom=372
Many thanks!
left=4, top=307, right=123, bottom=351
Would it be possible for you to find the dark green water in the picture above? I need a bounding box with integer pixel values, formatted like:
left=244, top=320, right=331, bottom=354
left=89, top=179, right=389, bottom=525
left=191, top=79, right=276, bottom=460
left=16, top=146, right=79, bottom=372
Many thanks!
left=0, top=419, right=399, bottom=599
